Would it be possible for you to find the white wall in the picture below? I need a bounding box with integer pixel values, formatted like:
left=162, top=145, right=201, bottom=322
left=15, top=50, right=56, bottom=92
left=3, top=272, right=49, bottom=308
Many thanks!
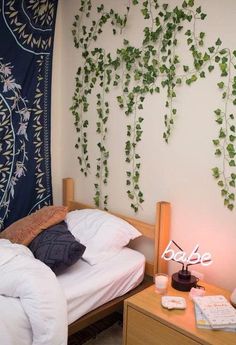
left=52, top=0, right=236, bottom=291
left=51, top=0, right=62, bottom=204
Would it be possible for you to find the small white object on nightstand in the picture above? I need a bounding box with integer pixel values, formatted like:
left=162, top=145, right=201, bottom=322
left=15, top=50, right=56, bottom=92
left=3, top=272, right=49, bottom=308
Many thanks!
left=161, top=296, right=186, bottom=310
left=154, top=273, right=168, bottom=294
left=230, top=288, right=236, bottom=307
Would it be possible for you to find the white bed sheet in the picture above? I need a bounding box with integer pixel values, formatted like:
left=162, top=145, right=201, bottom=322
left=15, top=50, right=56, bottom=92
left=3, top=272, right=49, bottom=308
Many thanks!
left=0, top=247, right=145, bottom=341
left=57, top=247, right=145, bottom=324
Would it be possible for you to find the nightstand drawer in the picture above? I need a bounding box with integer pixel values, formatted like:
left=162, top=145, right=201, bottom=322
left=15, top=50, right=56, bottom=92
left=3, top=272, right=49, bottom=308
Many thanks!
left=125, top=307, right=201, bottom=345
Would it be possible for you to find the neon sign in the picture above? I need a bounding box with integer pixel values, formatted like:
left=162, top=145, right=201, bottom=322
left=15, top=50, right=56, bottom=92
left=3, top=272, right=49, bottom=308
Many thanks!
left=161, top=240, right=213, bottom=267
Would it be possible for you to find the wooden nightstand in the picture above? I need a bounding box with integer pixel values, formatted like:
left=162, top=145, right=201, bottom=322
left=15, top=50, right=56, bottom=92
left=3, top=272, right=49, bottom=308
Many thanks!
left=123, top=282, right=236, bottom=345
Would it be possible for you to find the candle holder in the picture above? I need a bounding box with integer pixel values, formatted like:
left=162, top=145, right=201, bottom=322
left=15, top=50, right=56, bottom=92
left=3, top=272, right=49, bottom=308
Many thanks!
left=154, top=273, right=169, bottom=294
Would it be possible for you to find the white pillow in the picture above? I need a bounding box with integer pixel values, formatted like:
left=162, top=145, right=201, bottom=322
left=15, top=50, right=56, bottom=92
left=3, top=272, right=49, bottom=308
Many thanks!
left=65, top=209, right=141, bottom=265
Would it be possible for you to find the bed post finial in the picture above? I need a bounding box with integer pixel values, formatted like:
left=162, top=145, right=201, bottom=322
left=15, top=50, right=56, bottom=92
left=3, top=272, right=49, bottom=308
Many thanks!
left=154, top=202, right=171, bottom=275
left=63, top=178, right=74, bottom=208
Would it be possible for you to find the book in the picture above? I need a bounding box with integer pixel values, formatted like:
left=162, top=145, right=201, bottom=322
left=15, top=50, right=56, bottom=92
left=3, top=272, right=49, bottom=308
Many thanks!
left=193, top=295, right=236, bottom=330
left=194, top=304, right=212, bottom=329
left=194, top=304, right=236, bottom=332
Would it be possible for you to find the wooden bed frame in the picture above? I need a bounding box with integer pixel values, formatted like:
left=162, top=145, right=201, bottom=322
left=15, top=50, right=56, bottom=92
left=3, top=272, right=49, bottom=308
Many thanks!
left=63, top=178, right=170, bottom=336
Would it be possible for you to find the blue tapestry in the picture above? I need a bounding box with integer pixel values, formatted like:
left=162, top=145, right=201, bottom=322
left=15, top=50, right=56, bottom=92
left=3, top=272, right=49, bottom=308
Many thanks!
left=0, top=0, right=58, bottom=230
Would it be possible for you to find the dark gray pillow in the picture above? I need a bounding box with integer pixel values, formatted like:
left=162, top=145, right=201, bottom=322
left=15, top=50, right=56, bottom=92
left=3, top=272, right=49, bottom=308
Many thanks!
left=28, top=221, right=86, bottom=274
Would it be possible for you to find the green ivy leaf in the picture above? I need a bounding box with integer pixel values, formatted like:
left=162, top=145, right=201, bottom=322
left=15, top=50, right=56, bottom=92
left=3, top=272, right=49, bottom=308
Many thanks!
left=215, top=118, right=223, bottom=125
left=227, top=143, right=234, bottom=152
left=212, top=167, right=220, bottom=179
left=188, top=0, right=194, bottom=7
left=217, top=81, right=224, bottom=89
left=208, top=65, right=214, bottom=72
left=183, top=65, right=189, bottom=72
left=219, top=129, right=226, bottom=138
left=162, top=3, right=168, bottom=10
left=224, top=198, right=229, bottom=206
left=185, top=29, right=191, bottom=36
left=229, top=160, right=236, bottom=166
left=231, top=173, right=236, bottom=179
left=199, top=32, right=205, bottom=39
left=191, top=74, right=197, bottom=82
left=214, top=109, right=221, bottom=116
left=186, top=78, right=192, bottom=85
left=203, top=53, right=210, bottom=61
left=213, top=139, right=220, bottom=146
left=187, top=38, right=193, bottom=45
left=215, top=149, right=221, bottom=156
left=221, top=189, right=227, bottom=196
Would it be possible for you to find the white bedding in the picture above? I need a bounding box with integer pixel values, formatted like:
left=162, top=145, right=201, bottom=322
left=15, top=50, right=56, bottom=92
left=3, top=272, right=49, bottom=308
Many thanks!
left=58, top=247, right=145, bottom=324
left=0, top=244, right=145, bottom=344
left=0, top=240, right=68, bottom=345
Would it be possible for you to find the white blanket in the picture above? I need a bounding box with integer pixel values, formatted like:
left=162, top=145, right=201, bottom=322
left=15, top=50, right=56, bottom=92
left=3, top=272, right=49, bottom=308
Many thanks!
left=0, top=240, right=68, bottom=345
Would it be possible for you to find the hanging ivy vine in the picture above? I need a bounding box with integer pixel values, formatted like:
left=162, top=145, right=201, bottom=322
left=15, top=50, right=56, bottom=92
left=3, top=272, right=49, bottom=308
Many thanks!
left=70, top=0, right=236, bottom=212
left=212, top=48, right=236, bottom=210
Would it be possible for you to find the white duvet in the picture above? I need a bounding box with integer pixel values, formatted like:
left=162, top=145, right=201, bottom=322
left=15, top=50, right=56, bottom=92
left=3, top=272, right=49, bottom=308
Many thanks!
left=0, top=239, right=68, bottom=345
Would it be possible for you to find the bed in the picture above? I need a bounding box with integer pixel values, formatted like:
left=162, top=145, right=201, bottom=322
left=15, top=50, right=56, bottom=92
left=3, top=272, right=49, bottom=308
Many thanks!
left=0, top=177, right=170, bottom=344
left=63, top=178, right=170, bottom=336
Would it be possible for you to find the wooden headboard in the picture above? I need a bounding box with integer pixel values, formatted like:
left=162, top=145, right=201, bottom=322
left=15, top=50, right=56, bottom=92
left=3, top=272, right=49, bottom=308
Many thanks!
left=63, top=177, right=170, bottom=277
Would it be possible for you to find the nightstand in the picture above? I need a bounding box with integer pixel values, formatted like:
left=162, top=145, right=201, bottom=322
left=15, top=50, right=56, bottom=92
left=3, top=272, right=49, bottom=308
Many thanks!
left=123, top=282, right=236, bottom=345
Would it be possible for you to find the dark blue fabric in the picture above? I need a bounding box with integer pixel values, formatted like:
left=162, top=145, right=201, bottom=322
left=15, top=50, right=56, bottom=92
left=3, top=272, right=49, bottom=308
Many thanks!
left=29, top=221, right=86, bottom=274
left=0, top=0, right=58, bottom=230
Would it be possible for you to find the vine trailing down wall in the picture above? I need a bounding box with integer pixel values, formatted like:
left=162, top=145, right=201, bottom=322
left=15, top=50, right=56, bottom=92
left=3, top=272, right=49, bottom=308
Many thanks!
left=70, top=0, right=236, bottom=212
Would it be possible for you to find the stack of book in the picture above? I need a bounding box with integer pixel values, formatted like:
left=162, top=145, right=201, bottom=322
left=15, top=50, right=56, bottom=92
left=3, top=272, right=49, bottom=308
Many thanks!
left=193, top=295, right=236, bottom=332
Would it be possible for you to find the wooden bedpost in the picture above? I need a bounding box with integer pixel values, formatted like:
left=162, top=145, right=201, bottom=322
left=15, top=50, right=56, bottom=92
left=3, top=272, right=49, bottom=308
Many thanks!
left=63, top=177, right=74, bottom=208
left=154, top=202, right=170, bottom=275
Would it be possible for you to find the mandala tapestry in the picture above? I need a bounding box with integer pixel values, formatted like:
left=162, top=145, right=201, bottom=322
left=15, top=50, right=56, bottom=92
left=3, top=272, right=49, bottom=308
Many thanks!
left=0, top=0, right=58, bottom=230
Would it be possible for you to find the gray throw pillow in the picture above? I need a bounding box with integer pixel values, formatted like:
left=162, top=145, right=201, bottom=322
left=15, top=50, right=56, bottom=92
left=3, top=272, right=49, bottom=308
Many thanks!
left=29, top=221, right=86, bottom=274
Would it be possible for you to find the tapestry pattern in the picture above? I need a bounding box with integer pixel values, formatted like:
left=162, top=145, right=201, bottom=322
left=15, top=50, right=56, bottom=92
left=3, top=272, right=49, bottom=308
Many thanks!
left=0, top=0, right=58, bottom=230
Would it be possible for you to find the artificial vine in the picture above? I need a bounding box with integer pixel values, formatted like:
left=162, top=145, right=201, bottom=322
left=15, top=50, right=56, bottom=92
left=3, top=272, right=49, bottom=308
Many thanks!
left=71, top=0, right=236, bottom=212
left=212, top=49, right=236, bottom=210
left=94, top=51, right=110, bottom=210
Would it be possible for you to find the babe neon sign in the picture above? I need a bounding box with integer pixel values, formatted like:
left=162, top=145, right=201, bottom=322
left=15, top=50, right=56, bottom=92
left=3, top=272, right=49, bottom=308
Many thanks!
left=161, top=240, right=213, bottom=267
